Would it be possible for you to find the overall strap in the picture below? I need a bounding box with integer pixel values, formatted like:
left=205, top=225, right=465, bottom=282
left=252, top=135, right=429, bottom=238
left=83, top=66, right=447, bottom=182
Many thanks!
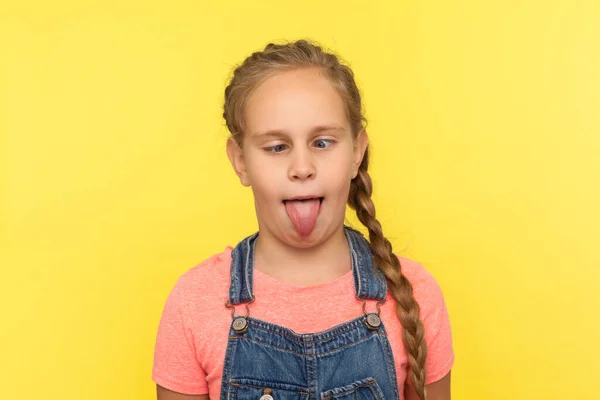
left=344, top=226, right=388, bottom=301
left=227, top=226, right=388, bottom=305
left=227, top=232, right=258, bottom=305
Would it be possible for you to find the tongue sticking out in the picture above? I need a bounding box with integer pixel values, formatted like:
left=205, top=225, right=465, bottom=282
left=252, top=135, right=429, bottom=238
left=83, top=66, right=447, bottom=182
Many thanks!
left=284, top=198, right=321, bottom=237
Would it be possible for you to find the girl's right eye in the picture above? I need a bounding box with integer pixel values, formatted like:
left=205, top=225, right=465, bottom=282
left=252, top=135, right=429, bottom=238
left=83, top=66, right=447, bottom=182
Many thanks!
left=264, top=144, right=287, bottom=153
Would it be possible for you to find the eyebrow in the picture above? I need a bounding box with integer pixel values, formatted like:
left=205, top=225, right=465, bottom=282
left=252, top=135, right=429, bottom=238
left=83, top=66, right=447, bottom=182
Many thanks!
left=251, top=125, right=346, bottom=139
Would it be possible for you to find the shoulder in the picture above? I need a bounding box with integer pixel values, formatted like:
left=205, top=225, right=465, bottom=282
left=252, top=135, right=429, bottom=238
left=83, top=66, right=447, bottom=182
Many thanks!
left=394, top=255, right=447, bottom=316
left=167, top=246, right=234, bottom=308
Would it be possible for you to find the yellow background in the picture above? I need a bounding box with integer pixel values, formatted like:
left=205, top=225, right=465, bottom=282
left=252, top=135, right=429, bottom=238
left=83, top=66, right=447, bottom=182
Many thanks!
left=1, top=1, right=599, bottom=399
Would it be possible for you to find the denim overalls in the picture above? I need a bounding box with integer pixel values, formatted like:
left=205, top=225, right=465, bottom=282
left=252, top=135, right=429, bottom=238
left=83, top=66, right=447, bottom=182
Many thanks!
left=220, top=226, right=400, bottom=400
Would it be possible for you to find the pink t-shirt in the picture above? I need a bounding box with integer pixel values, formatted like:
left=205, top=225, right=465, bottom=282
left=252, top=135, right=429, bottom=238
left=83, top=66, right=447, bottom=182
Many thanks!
left=152, top=246, right=454, bottom=397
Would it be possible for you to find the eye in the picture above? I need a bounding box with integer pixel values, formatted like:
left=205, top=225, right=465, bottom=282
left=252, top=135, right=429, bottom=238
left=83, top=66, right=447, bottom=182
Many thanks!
left=314, top=139, right=335, bottom=149
left=264, top=144, right=288, bottom=153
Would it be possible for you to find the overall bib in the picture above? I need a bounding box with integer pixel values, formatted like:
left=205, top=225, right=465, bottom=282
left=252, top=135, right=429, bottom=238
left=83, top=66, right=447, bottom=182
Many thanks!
left=220, top=226, right=400, bottom=400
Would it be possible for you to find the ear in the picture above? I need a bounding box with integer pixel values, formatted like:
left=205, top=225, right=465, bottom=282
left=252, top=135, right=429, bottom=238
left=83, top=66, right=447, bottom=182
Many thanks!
left=226, top=137, right=251, bottom=187
left=352, top=129, right=369, bottom=179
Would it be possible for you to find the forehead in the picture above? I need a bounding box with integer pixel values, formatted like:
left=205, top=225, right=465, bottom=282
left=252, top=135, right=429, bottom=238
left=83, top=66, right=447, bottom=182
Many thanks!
left=244, top=68, right=349, bottom=137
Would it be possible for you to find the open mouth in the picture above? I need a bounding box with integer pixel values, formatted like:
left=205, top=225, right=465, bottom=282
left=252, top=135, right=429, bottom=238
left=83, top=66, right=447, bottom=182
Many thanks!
left=282, top=197, right=324, bottom=204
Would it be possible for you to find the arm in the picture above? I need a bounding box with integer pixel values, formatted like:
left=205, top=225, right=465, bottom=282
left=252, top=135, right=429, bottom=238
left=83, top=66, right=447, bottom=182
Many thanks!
left=153, top=276, right=209, bottom=398
left=399, top=258, right=454, bottom=400
left=404, top=370, right=451, bottom=400
left=157, top=384, right=209, bottom=400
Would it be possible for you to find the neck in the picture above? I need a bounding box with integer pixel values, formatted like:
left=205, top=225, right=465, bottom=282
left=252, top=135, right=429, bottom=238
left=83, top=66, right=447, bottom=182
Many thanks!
left=253, top=225, right=352, bottom=286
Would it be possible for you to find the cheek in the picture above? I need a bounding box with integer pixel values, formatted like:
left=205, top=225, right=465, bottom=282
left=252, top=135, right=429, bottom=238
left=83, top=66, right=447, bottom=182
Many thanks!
left=323, top=154, right=354, bottom=181
left=322, top=163, right=353, bottom=198
left=248, top=163, right=283, bottom=199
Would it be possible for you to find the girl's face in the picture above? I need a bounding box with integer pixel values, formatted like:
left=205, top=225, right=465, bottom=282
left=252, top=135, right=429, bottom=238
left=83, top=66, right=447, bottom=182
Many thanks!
left=227, top=68, right=368, bottom=247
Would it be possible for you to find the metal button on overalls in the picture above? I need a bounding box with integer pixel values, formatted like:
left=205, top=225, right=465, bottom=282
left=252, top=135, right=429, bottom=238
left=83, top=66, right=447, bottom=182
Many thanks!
left=366, top=312, right=382, bottom=330
left=232, top=316, right=248, bottom=334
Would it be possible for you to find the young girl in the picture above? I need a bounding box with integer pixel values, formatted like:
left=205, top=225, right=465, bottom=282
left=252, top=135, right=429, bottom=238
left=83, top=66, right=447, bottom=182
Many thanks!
left=152, top=40, right=454, bottom=400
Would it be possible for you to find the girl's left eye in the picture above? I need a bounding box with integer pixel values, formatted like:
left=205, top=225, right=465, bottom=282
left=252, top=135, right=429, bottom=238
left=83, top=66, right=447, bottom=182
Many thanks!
left=314, top=139, right=334, bottom=149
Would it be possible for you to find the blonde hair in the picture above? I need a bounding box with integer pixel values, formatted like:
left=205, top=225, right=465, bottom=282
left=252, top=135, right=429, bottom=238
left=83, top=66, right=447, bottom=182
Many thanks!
left=223, top=39, right=428, bottom=399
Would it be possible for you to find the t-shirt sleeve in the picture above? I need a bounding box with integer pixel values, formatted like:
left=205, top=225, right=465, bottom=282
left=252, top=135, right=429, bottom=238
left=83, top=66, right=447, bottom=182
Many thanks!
left=405, top=260, right=455, bottom=385
left=152, top=276, right=209, bottom=395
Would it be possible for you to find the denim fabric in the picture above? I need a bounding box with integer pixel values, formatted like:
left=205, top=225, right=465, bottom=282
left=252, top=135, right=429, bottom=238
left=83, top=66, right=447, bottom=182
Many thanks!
left=221, top=226, right=399, bottom=400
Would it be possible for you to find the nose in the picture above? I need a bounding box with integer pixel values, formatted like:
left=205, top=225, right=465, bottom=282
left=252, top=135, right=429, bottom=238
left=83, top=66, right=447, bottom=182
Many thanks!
left=288, top=148, right=316, bottom=181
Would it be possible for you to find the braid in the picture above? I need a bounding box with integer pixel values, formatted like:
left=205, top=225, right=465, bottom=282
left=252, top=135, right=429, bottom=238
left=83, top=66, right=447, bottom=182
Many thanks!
left=348, top=149, right=428, bottom=400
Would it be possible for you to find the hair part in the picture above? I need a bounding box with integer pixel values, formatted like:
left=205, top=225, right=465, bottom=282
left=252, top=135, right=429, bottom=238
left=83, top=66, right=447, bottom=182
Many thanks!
left=223, top=39, right=428, bottom=399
